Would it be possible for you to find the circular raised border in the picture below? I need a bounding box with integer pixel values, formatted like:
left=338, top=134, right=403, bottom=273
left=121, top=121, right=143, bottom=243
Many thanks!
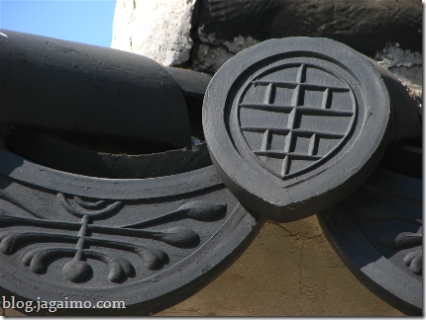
left=234, top=60, right=358, bottom=180
left=203, top=37, right=391, bottom=222
left=318, top=161, right=422, bottom=316
left=0, top=147, right=265, bottom=315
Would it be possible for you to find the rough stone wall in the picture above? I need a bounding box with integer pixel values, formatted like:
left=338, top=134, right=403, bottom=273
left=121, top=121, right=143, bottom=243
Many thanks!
left=112, top=0, right=197, bottom=66
left=374, top=44, right=423, bottom=107
left=111, top=0, right=422, bottom=104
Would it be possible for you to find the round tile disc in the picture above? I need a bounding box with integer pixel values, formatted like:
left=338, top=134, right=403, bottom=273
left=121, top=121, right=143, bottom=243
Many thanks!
left=0, top=147, right=265, bottom=316
left=318, top=143, right=422, bottom=315
left=203, top=37, right=391, bottom=222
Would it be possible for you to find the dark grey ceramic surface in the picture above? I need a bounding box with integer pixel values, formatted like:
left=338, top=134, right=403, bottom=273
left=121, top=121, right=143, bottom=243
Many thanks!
left=5, top=126, right=212, bottom=179
left=203, top=37, right=400, bottom=222
left=0, top=146, right=264, bottom=315
left=0, top=29, right=191, bottom=148
left=318, top=143, right=422, bottom=315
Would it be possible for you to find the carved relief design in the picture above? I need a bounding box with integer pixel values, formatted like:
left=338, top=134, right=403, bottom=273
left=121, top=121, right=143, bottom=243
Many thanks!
left=358, top=202, right=422, bottom=275
left=238, top=63, right=356, bottom=178
left=0, top=189, right=227, bottom=283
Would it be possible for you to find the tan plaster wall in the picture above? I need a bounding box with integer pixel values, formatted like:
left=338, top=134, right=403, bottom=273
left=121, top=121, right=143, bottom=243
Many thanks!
left=156, top=216, right=405, bottom=316
left=1, top=215, right=405, bottom=316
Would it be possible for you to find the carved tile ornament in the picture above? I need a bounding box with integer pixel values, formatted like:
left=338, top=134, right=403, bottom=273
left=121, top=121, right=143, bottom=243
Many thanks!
left=0, top=30, right=265, bottom=315
left=318, top=144, right=422, bottom=315
left=0, top=33, right=422, bottom=316
left=0, top=147, right=264, bottom=315
left=238, top=63, right=356, bottom=179
left=203, top=37, right=421, bottom=222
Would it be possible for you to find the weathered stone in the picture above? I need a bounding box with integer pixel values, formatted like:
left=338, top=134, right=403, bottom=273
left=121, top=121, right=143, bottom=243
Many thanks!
left=195, top=0, right=422, bottom=57
left=374, top=44, right=422, bottom=107
left=190, top=43, right=234, bottom=74
left=112, top=0, right=197, bottom=67
left=111, top=0, right=422, bottom=109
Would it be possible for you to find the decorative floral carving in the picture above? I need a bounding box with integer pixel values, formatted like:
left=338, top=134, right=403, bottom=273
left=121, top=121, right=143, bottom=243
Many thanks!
left=0, top=190, right=227, bottom=283
left=358, top=202, right=422, bottom=275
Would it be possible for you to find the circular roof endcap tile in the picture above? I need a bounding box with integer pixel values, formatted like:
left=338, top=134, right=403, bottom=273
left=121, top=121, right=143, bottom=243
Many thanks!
left=203, top=37, right=409, bottom=222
